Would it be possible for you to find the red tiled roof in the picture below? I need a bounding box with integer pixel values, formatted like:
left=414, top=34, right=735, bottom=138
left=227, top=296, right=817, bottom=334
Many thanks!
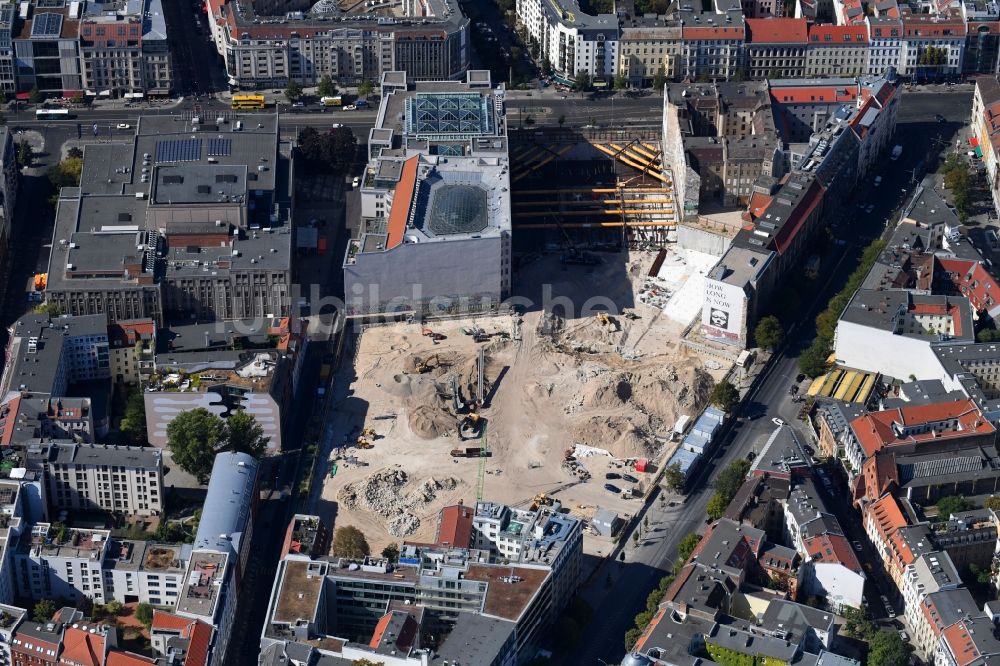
left=942, top=619, right=985, bottom=666
left=151, top=610, right=190, bottom=632
left=747, top=18, right=808, bottom=43
left=369, top=613, right=393, bottom=650
left=868, top=493, right=908, bottom=541
left=435, top=504, right=474, bottom=549
left=183, top=620, right=212, bottom=666
left=386, top=156, right=419, bottom=250
left=60, top=626, right=106, bottom=666
left=850, top=399, right=993, bottom=457
left=936, top=258, right=1000, bottom=315
left=683, top=25, right=745, bottom=40
left=107, top=652, right=157, bottom=666
left=0, top=395, right=21, bottom=446
left=969, top=21, right=1000, bottom=35
left=803, top=533, right=864, bottom=573
left=771, top=85, right=858, bottom=105
left=748, top=192, right=773, bottom=220
left=808, top=24, right=869, bottom=43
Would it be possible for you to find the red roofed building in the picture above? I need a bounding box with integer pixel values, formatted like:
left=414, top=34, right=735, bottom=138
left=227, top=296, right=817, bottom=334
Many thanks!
left=681, top=23, right=746, bottom=81
left=935, top=257, right=1000, bottom=321
left=60, top=624, right=110, bottom=666
left=800, top=533, right=866, bottom=610
left=746, top=18, right=809, bottom=78
left=938, top=615, right=1000, bottom=666
left=805, top=24, right=869, bottom=77
left=434, top=504, right=474, bottom=549
left=149, top=612, right=212, bottom=666
left=863, top=493, right=910, bottom=579
left=106, top=653, right=156, bottom=666
left=899, top=11, right=965, bottom=78
left=846, top=399, right=995, bottom=470
left=107, top=318, right=155, bottom=386
left=974, top=75, right=1000, bottom=215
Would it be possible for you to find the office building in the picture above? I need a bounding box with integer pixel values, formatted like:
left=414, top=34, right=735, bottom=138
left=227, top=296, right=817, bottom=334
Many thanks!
left=345, top=71, right=511, bottom=317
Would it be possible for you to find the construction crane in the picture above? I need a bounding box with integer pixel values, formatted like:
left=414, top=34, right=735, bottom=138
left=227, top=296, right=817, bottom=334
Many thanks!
left=475, top=348, right=489, bottom=502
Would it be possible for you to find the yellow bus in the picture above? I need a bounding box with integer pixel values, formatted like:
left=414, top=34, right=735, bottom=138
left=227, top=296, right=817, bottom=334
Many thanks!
left=231, top=94, right=266, bottom=110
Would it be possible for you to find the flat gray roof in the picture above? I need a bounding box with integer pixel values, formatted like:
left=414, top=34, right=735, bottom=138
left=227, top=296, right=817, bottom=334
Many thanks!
left=435, top=612, right=515, bottom=663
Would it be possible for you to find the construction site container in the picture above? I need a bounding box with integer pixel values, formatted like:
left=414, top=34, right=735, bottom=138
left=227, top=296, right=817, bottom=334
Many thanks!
left=634, top=458, right=650, bottom=473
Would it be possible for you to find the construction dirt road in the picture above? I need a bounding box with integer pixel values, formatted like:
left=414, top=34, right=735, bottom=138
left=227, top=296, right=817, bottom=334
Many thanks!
left=319, top=250, right=730, bottom=553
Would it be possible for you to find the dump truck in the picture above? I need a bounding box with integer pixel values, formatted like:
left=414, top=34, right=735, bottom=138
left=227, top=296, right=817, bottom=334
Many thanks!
left=320, top=95, right=343, bottom=107
left=450, top=447, right=493, bottom=458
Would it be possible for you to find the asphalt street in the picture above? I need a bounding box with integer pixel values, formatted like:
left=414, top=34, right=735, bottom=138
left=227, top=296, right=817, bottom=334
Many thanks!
left=557, top=87, right=973, bottom=664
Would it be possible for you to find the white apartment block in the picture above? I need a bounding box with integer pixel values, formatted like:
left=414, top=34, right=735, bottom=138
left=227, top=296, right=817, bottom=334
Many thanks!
left=903, top=551, right=962, bottom=659
left=26, top=441, right=163, bottom=518
left=14, top=525, right=111, bottom=605
left=103, top=540, right=186, bottom=607
left=516, top=0, right=619, bottom=81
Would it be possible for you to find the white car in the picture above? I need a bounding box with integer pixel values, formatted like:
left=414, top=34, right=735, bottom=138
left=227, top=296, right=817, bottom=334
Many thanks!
left=771, top=417, right=785, bottom=427
left=116, top=123, right=131, bottom=130
left=343, top=104, right=357, bottom=111
left=352, top=176, right=360, bottom=188
left=331, top=123, right=343, bottom=129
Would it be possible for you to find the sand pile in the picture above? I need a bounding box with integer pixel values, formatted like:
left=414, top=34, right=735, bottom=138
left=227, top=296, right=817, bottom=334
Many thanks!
left=570, top=415, right=652, bottom=458
left=338, top=466, right=459, bottom=537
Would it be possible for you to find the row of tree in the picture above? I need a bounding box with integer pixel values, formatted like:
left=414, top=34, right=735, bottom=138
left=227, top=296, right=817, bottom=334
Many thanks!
left=283, top=77, right=374, bottom=103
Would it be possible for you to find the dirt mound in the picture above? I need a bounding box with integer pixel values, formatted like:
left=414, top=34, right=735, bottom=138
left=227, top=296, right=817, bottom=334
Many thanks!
left=570, top=415, right=653, bottom=459
left=337, top=467, right=460, bottom=537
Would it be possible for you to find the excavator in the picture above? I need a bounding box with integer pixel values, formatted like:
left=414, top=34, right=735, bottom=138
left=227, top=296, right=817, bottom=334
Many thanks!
left=596, top=312, right=620, bottom=331
left=460, top=411, right=483, bottom=438
left=360, top=427, right=378, bottom=440
left=356, top=436, right=373, bottom=450
left=413, top=354, right=439, bottom=374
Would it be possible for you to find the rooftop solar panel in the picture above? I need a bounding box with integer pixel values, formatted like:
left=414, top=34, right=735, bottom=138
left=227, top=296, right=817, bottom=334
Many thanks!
left=155, top=139, right=202, bottom=163
left=31, top=13, right=63, bottom=38
left=207, top=138, right=232, bottom=157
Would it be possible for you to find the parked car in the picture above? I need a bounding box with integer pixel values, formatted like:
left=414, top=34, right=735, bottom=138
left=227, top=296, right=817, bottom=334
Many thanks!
left=116, top=123, right=131, bottom=129
left=331, top=123, right=343, bottom=129
left=604, top=484, right=621, bottom=494
left=771, top=417, right=785, bottom=427
left=622, top=474, right=638, bottom=483
left=853, top=541, right=863, bottom=552
left=605, top=472, right=620, bottom=480
left=343, top=104, right=357, bottom=111
left=899, top=631, right=909, bottom=641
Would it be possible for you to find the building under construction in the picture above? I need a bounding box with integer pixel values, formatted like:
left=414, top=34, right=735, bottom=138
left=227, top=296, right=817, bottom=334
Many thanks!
left=509, top=127, right=677, bottom=251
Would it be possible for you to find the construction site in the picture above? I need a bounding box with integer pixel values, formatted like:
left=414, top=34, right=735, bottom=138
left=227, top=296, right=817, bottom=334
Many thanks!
left=508, top=128, right=677, bottom=250
left=321, top=245, right=729, bottom=554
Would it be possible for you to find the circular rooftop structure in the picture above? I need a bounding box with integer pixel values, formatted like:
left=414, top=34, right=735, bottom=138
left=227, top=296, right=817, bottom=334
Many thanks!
left=424, top=182, right=489, bottom=236
left=309, top=0, right=340, bottom=14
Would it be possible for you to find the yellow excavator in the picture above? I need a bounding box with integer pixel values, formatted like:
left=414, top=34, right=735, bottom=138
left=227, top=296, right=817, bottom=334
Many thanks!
left=356, top=436, right=373, bottom=450
left=530, top=493, right=554, bottom=510
left=413, top=354, right=439, bottom=374
left=360, top=427, right=378, bottom=439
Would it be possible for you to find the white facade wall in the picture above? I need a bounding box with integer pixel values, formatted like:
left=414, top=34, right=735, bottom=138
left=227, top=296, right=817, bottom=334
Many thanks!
left=899, top=39, right=965, bottom=76
left=104, top=567, right=184, bottom=607
left=802, top=561, right=865, bottom=610
left=834, top=320, right=949, bottom=386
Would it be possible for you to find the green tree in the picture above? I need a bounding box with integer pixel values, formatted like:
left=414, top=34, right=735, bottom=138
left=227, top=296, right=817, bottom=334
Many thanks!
left=968, top=562, right=993, bottom=585
left=754, top=316, right=785, bottom=351
left=614, top=73, right=628, bottom=90
left=842, top=606, right=875, bottom=640
left=28, top=86, right=43, bottom=104
left=706, top=492, right=729, bottom=521
left=709, top=379, right=740, bottom=413
left=48, top=156, right=83, bottom=205
left=541, top=59, right=553, bottom=78
left=381, top=543, right=400, bottom=563
left=936, top=495, right=972, bottom=520
left=624, top=626, right=643, bottom=651
left=120, top=390, right=147, bottom=445
left=573, top=69, right=592, bottom=92
left=868, top=629, right=912, bottom=666
left=224, top=410, right=269, bottom=458
left=297, top=126, right=358, bottom=174
left=977, top=328, right=1000, bottom=343
left=166, top=408, right=225, bottom=483
left=663, top=462, right=686, bottom=492
left=357, top=80, right=374, bottom=98
left=985, top=496, right=1000, bottom=510
left=799, top=338, right=831, bottom=378
left=283, top=79, right=303, bottom=103
left=16, top=140, right=33, bottom=168
left=316, top=75, right=337, bottom=98
left=332, top=525, right=371, bottom=559
left=33, top=302, right=62, bottom=317
left=676, top=533, right=701, bottom=563
left=714, top=459, right=751, bottom=500
left=134, top=603, right=154, bottom=629
left=32, top=599, right=57, bottom=623
left=104, top=600, right=124, bottom=616
left=652, top=66, right=668, bottom=91
left=67, top=146, right=84, bottom=160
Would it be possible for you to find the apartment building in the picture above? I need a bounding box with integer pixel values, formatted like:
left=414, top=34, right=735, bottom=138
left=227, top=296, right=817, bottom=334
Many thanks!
left=107, top=318, right=155, bottom=386
left=867, top=16, right=904, bottom=76
left=618, top=15, right=682, bottom=85
left=261, top=500, right=581, bottom=663
left=78, top=0, right=172, bottom=97
left=935, top=615, right=1000, bottom=666
left=13, top=525, right=111, bottom=605
left=681, top=20, right=747, bottom=81
left=103, top=540, right=186, bottom=608
left=210, top=0, right=469, bottom=88
left=45, top=114, right=293, bottom=326
left=899, top=11, right=966, bottom=78
left=517, top=0, right=618, bottom=82
left=805, top=24, right=869, bottom=77
left=974, top=75, right=1000, bottom=215
left=902, top=551, right=963, bottom=659
left=0, top=127, right=19, bottom=284
left=25, top=441, right=163, bottom=518
left=745, top=18, right=809, bottom=79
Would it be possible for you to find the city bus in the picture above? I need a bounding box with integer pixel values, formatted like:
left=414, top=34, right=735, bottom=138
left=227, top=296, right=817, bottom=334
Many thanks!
left=35, top=108, right=73, bottom=120
left=231, top=94, right=266, bottom=110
